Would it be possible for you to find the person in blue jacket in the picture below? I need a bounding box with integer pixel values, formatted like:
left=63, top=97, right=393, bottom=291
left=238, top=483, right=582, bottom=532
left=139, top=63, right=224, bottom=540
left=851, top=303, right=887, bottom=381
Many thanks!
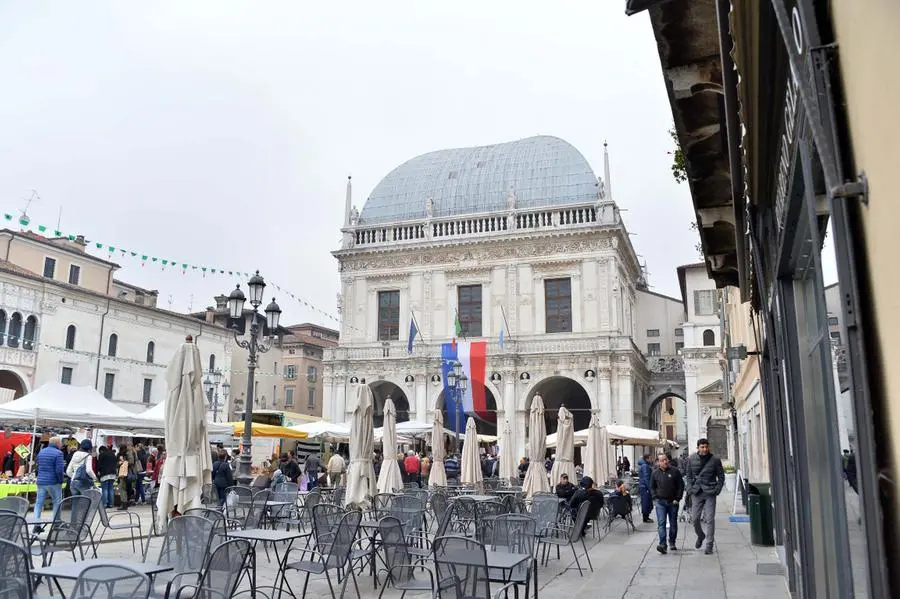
left=34, top=436, right=66, bottom=522
left=638, top=454, right=654, bottom=523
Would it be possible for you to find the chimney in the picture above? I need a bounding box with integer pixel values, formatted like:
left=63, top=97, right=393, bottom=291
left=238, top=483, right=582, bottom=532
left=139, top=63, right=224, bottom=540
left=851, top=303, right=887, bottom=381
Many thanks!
left=205, top=307, right=215, bottom=324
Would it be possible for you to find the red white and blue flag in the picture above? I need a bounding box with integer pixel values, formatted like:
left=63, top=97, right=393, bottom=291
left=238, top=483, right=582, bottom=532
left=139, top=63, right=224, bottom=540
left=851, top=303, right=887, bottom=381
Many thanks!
left=441, top=340, right=492, bottom=433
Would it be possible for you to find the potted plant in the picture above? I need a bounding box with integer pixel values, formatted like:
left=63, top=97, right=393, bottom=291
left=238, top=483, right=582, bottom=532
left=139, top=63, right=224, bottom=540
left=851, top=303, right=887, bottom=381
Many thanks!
left=724, top=464, right=737, bottom=492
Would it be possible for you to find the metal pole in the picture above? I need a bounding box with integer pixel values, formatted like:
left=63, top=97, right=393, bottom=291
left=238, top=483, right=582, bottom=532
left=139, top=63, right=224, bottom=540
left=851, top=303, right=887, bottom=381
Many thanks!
left=455, top=389, right=461, bottom=455
left=213, top=389, right=219, bottom=423
left=237, top=316, right=259, bottom=486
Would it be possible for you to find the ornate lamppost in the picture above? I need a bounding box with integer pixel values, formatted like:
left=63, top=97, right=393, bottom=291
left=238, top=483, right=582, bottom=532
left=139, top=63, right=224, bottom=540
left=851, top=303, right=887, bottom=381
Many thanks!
left=445, top=360, right=468, bottom=456
left=228, top=271, right=282, bottom=485
left=203, top=368, right=230, bottom=423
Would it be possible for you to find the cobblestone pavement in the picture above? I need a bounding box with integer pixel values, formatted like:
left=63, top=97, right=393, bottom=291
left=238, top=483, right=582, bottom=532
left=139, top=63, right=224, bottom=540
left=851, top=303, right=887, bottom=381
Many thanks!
left=44, top=491, right=789, bottom=599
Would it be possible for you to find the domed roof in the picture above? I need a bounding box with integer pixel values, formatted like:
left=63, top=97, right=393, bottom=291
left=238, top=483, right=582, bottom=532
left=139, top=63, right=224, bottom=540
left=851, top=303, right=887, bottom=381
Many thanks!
left=359, top=135, right=598, bottom=225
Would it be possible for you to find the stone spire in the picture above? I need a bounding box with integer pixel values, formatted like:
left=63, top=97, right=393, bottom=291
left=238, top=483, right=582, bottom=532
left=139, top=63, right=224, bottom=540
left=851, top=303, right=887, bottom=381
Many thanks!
left=603, top=141, right=612, bottom=201
left=343, top=175, right=352, bottom=227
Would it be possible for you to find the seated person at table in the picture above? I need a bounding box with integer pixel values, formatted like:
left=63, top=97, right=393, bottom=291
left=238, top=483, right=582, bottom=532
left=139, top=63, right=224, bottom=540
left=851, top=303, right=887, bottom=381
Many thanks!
left=555, top=473, right=577, bottom=501
left=610, top=479, right=630, bottom=497
left=569, top=476, right=605, bottom=536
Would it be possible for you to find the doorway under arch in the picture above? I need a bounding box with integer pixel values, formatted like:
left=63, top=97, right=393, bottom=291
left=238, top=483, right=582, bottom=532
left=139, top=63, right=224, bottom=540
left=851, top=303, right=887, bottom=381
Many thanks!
left=0, top=370, right=27, bottom=400
left=368, top=381, right=410, bottom=428
left=436, top=384, right=498, bottom=437
left=526, top=376, right=592, bottom=435
left=648, top=393, right=687, bottom=445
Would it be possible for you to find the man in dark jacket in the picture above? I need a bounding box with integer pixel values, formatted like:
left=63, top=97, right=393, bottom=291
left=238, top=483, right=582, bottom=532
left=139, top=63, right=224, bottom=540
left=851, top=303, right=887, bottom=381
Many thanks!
left=554, top=473, right=577, bottom=501
left=651, top=453, right=684, bottom=554
left=569, top=476, right=605, bottom=537
left=683, top=438, right=726, bottom=554
left=33, top=436, right=65, bottom=522
left=280, top=453, right=301, bottom=483
left=638, top=454, right=654, bottom=523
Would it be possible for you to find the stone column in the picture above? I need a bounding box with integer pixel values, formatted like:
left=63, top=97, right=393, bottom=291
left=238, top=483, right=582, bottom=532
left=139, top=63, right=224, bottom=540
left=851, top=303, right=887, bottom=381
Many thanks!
left=684, top=362, right=701, bottom=450
left=616, top=366, right=634, bottom=426
left=598, top=367, right=613, bottom=425
left=335, top=380, right=347, bottom=422
left=502, top=368, right=517, bottom=458
left=415, top=375, right=428, bottom=423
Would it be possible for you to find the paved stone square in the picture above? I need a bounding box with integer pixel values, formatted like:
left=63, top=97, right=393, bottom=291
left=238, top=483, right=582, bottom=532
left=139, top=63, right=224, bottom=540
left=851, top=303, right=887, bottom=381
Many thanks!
left=47, top=491, right=788, bottom=599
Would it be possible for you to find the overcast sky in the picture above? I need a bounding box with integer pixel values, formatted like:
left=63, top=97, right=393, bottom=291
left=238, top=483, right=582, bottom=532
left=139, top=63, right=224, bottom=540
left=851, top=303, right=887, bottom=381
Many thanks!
left=0, top=1, right=836, bottom=326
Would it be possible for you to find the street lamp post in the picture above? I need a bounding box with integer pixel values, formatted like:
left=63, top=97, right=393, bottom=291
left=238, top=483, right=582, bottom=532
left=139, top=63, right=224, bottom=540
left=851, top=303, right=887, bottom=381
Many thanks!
left=202, top=369, right=230, bottom=423
left=445, top=360, right=468, bottom=456
left=228, top=271, right=282, bottom=486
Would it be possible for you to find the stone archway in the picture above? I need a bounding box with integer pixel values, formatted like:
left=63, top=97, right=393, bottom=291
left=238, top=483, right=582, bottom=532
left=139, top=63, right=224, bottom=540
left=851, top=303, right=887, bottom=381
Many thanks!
left=647, top=393, right=687, bottom=445
left=526, top=376, right=592, bottom=435
left=0, top=370, right=27, bottom=402
left=368, top=381, right=410, bottom=428
left=436, top=384, right=499, bottom=437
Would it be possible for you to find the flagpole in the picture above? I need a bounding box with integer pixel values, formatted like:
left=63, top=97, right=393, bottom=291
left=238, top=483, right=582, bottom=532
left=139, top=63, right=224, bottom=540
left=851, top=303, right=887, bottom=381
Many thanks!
left=500, top=304, right=513, bottom=347
left=411, top=311, right=427, bottom=344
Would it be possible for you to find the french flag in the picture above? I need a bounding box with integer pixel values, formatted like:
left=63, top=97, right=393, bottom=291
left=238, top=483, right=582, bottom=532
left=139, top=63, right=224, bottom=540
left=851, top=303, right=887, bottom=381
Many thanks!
left=441, top=341, right=490, bottom=432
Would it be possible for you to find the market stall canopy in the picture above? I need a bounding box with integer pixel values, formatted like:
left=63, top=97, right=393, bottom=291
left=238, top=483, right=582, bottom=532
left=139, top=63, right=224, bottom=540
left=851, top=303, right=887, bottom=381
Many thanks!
left=0, top=382, right=162, bottom=430
left=288, top=420, right=351, bottom=442
left=229, top=422, right=309, bottom=439
left=140, top=401, right=233, bottom=436
left=546, top=424, right=664, bottom=448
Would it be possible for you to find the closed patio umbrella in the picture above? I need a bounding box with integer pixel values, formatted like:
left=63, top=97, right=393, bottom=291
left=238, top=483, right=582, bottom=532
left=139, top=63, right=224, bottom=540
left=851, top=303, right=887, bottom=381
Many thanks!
left=157, top=339, right=212, bottom=523
left=376, top=398, right=404, bottom=494
left=549, top=406, right=576, bottom=484
left=459, top=417, right=483, bottom=486
left=522, top=394, right=550, bottom=498
left=583, top=413, right=609, bottom=485
left=344, top=385, right=376, bottom=507
left=429, top=406, right=448, bottom=487
left=498, top=419, right=517, bottom=481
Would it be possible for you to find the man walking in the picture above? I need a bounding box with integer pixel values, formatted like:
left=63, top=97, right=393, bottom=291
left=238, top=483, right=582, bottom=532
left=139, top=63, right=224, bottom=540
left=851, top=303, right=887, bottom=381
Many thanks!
left=683, top=438, right=726, bottom=554
left=33, top=436, right=65, bottom=524
left=651, top=453, right=684, bottom=554
left=638, top=454, right=654, bottom=523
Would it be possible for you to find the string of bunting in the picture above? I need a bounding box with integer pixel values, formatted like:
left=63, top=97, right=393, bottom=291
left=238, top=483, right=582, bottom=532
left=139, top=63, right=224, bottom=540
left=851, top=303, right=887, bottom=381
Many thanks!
left=2, top=211, right=359, bottom=333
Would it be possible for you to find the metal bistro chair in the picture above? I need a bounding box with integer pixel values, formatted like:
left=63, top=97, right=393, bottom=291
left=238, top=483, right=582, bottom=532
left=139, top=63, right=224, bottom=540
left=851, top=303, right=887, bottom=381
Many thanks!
left=0, top=537, right=33, bottom=599
left=376, top=516, right=446, bottom=599
left=311, top=504, right=346, bottom=552
left=244, top=489, right=271, bottom=529
left=372, top=493, right=394, bottom=519
left=80, top=488, right=103, bottom=551
left=270, top=488, right=303, bottom=530
left=275, top=481, right=299, bottom=495
left=30, top=495, right=93, bottom=567
left=538, top=501, right=593, bottom=576
left=448, top=496, right=476, bottom=536
left=281, top=510, right=362, bottom=599
left=433, top=536, right=518, bottom=599
left=487, top=514, right=537, bottom=599
left=0, top=510, right=28, bottom=547
left=604, top=494, right=637, bottom=534
left=70, top=564, right=151, bottom=599
left=299, top=488, right=322, bottom=531
left=224, top=486, right=253, bottom=526
left=429, top=491, right=450, bottom=530
left=95, top=501, right=144, bottom=557
left=182, top=507, right=229, bottom=547
left=148, top=515, right=215, bottom=598
left=163, top=539, right=252, bottom=599
left=0, top=496, right=28, bottom=518
left=474, top=500, right=504, bottom=544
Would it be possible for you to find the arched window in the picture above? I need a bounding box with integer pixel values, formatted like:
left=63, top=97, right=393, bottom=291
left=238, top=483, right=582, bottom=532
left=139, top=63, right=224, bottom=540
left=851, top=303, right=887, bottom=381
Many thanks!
left=702, top=329, right=716, bottom=346
left=0, top=310, right=6, bottom=347
left=146, top=341, right=155, bottom=363
left=209, top=354, right=216, bottom=372
left=108, top=333, right=118, bottom=357
left=23, top=315, right=38, bottom=350
left=7, top=313, right=22, bottom=348
left=65, top=325, right=76, bottom=350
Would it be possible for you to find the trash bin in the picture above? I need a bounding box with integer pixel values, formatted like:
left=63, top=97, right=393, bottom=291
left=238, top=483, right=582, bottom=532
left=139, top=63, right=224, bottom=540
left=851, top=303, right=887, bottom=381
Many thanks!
left=748, top=483, right=775, bottom=546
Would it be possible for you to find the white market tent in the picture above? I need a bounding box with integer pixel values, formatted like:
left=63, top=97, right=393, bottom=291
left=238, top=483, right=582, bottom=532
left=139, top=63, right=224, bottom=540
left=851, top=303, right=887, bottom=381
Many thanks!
left=139, top=401, right=234, bottom=436
left=546, top=424, right=667, bottom=448
left=289, top=420, right=352, bottom=442
left=0, top=382, right=163, bottom=430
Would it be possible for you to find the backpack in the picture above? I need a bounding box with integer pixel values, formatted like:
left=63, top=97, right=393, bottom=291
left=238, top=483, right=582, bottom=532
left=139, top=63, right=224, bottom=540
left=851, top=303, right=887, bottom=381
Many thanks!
left=74, top=460, right=92, bottom=486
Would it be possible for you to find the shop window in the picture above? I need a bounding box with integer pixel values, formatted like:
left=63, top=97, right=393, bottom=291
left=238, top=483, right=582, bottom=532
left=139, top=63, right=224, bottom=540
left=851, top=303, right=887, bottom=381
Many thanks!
left=457, top=284, right=483, bottom=337
left=65, top=325, right=76, bottom=350
left=702, top=329, right=716, bottom=346
left=544, top=278, right=572, bottom=333
left=377, top=290, right=400, bottom=341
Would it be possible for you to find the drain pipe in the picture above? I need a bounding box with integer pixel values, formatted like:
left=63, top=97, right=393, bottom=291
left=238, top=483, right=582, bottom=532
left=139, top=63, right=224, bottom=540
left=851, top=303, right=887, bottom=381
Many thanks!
left=94, top=297, right=112, bottom=390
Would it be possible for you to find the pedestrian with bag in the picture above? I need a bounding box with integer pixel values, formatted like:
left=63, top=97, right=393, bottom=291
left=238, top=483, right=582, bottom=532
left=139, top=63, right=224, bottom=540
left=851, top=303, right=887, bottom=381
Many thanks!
left=97, top=445, right=118, bottom=508
left=33, top=437, right=65, bottom=524
left=638, top=453, right=654, bottom=523
left=116, top=445, right=133, bottom=510
left=66, top=439, right=97, bottom=496
left=683, top=438, right=726, bottom=554
left=651, top=453, right=684, bottom=554
left=212, top=450, right=234, bottom=506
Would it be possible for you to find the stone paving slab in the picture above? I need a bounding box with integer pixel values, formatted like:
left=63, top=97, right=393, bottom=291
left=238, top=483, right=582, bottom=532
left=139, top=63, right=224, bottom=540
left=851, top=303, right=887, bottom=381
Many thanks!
left=44, top=492, right=788, bottom=599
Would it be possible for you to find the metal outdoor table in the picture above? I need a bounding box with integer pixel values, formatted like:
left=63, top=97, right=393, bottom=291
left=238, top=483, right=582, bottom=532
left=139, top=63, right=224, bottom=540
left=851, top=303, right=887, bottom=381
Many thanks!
left=450, top=550, right=537, bottom=598
left=462, top=494, right=499, bottom=502
left=31, top=558, right=173, bottom=598
left=227, top=527, right=311, bottom=599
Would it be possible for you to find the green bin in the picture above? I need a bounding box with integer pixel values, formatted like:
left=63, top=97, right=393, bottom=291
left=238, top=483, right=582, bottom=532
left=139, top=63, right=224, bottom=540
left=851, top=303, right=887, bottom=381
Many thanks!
left=747, top=483, right=775, bottom=546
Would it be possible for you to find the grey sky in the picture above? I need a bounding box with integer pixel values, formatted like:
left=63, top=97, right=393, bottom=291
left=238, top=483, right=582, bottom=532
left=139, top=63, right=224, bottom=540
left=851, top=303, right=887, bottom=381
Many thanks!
left=0, top=1, right=836, bottom=325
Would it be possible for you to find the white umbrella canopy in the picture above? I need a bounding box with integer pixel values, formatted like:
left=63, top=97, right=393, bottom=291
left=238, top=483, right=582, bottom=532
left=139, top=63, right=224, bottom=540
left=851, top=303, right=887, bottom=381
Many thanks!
left=376, top=398, right=404, bottom=494
left=583, top=414, right=610, bottom=485
left=549, top=406, right=576, bottom=484
left=157, top=341, right=212, bottom=522
left=344, top=385, right=376, bottom=507
left=429, top=406, right=447, bottom=487
left=140, top=400, right=233, bottom=435
left=459, top=417, right=483, bottom=486
left=289, top=420, right=351, bottom=442
left=498, top=420, right=517, bottom=481
left=522, top=395, right=550, bottom=498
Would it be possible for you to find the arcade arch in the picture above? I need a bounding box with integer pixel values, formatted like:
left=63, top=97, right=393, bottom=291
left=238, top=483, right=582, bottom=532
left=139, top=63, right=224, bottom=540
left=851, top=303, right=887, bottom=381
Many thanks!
left=368, top=380, right=410, bottom=428
left=435, top=384, right=499, bottom=436
left=525, top=376, right=592, bottom=435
